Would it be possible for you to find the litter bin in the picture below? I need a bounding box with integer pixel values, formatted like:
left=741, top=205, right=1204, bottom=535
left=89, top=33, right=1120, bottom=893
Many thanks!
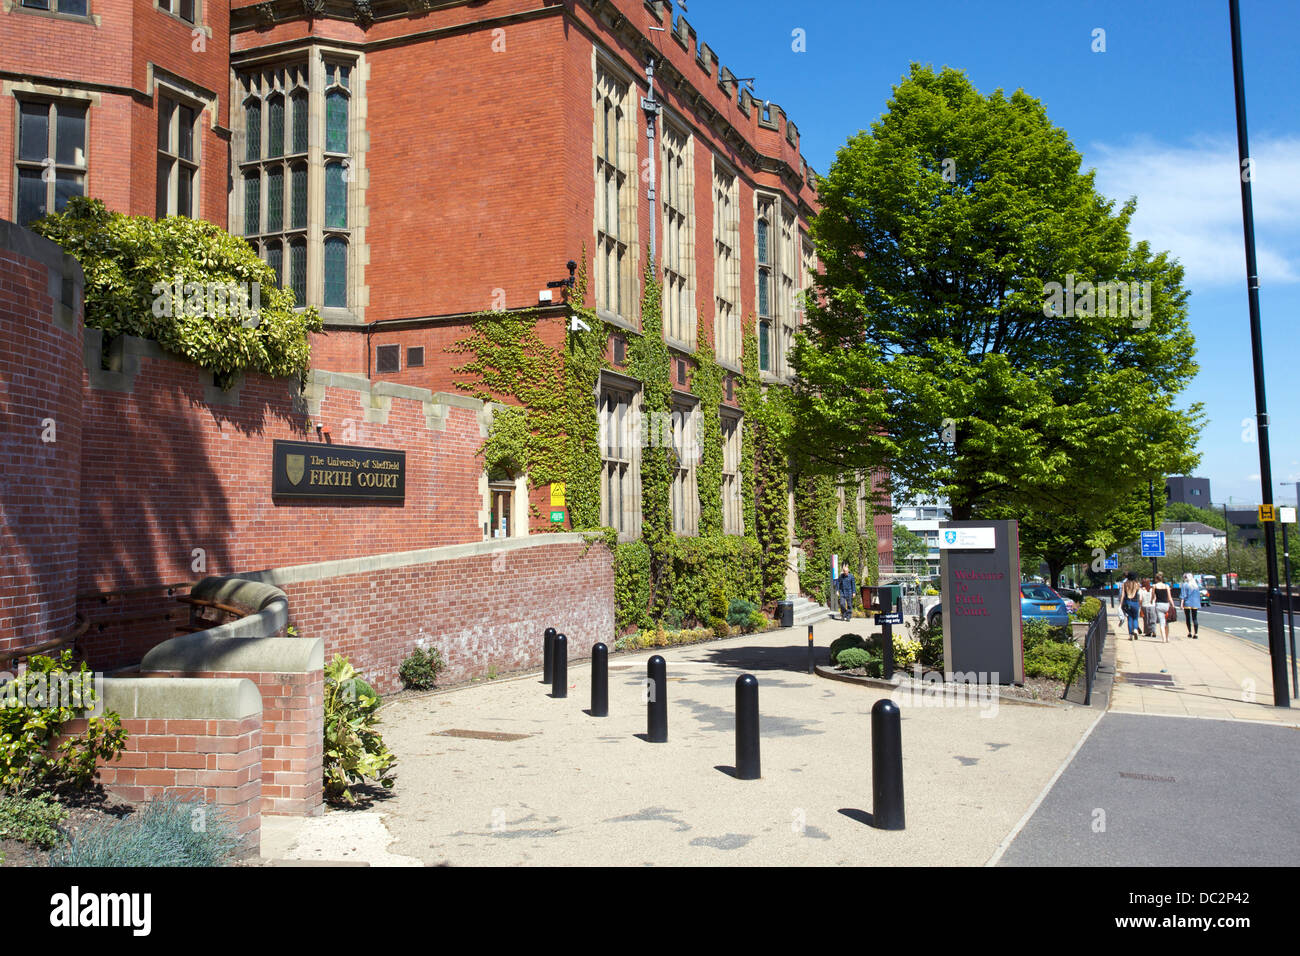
left=777, top=599, right=794, bottom=628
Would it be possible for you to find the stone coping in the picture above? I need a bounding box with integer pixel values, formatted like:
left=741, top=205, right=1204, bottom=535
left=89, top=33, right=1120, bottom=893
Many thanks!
left=237, top=533, right=599, bottom=586
left=100, top=676, right=262, bottom=720
left=141, top=634, right=324, bottom=675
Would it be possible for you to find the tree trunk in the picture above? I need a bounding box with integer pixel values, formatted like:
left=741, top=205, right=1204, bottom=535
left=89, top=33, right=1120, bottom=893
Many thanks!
left=1046, top=559, right=1064, bottom=590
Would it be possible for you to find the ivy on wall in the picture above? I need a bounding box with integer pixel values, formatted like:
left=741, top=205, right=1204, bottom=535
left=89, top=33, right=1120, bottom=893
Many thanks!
left=690, top=314, right=724, bottom=538
left=450, top=254, right=875, bottom=630
left=738, top=320, right=794, bottom=604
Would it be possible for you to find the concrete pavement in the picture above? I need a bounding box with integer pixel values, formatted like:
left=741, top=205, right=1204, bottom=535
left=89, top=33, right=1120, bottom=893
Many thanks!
left=264, top=615, right=1099, bottom=866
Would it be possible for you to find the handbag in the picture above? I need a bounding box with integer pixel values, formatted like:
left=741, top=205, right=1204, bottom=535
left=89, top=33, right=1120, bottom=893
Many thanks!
left=1167, top=603, right=1177, bottom=622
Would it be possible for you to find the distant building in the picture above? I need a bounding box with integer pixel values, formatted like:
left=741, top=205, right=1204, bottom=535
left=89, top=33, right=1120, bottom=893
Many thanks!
left=894, top=500, right=951, bottom=577
left=1166, top=476, right=1211, bottom=505
left=1160, top=521, right=1226, bottom=552
left=1224, top=509, right=1264, bottom=546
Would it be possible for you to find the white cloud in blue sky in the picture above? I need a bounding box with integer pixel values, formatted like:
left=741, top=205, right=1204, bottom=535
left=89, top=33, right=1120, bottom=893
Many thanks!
left=1087, top=135, right=1300, bottom=290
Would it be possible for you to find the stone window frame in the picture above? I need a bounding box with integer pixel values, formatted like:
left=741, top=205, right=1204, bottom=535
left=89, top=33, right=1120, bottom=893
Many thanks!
left=670, top=395, right=700, bottom=537
left=756, top=190, right=798, bottom=381
left=155, top=86, right=202, bottom=219
left=154, top=0, right=198, bottom=26
left=778, top=204, right=797, bottom=378
left=232, top=45, right=368, bottom=323
left=712, top=156, right=741, bottom=367
left=755, top=193, right=775, bottom=373
left=15, top=0, right=93, bottom=19
left=12, top=93, right=88, bottom=227
left=660, top=114, right=695, bottom=351
left=599, top=373, right=643, bottom=541
left=721, top=410, right=743, bottom=535
left=593, top=52, right=639, bottom=328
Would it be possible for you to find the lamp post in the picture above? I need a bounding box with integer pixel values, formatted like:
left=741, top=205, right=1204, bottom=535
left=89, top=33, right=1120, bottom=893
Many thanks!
left=1229, top=0, right=1288, bottom=706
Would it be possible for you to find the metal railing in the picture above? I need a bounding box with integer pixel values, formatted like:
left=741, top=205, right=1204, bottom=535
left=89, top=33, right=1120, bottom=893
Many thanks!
left=1063, top=606, right=1109, bottom=705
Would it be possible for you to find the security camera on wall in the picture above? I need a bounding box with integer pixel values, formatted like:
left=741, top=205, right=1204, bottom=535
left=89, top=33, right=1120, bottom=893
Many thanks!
left=570, top=316, right=591, bottom=332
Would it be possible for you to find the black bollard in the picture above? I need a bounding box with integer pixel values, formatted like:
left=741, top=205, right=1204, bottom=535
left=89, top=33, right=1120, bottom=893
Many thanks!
left=882, top=619, right=895, bottom=680
left=646, top=655, right=667, bottom=742
left=551, top=633, right=567, bottom=698
left=591, top=642, right=608, bottom=716
left=735, top=674, right=760, bottom=779
left=871, top=698, right=905, bottom=830
left=543, top=627, right=556, bottom=684
left=807, top=624, right=815, bottom=675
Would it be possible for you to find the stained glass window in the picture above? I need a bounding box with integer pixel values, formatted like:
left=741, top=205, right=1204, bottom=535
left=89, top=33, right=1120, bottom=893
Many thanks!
left=326, top=89, right=348, bottom=153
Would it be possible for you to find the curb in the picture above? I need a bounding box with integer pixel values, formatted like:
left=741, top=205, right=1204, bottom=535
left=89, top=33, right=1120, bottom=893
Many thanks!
left=812, top=664, right=1063, bottom=708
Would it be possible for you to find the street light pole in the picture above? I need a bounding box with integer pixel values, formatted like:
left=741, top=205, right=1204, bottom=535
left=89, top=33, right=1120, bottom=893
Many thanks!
left=1149, top=479, right=1158, bottom=578
left=1229, top=0, right=1288, bottom=706
left=1281, top=482, right=1299, bottom=695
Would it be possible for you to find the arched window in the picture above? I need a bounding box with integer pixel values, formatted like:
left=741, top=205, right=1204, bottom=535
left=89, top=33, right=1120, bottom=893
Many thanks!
left=244, top=97, right=261, bottom=162
left=324, top=236, right=347, bottom=308
left=325, top=161, right=347, bottom=228
left=267, top=94, right=284, bottom=158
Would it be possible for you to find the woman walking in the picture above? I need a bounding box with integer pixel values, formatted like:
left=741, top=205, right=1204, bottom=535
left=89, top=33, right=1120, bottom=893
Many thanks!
left=1139, top=577, right=1155, bottom=638
left=1180, top=572, right=1201, bottom=639
left=1152, top=571, right=1174, bottom=643
left=1120, top=572, right=1142, bottom=639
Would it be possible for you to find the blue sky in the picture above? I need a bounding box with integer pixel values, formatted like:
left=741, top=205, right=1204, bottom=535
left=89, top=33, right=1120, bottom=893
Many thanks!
left=672, top=0, right=1300, bottom=510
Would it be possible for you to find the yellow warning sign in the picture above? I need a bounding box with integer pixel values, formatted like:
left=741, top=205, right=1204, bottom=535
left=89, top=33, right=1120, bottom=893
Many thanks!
left=550, top=482, right=566, bottom=507
left=1258, top=504, right=1276, bottom=522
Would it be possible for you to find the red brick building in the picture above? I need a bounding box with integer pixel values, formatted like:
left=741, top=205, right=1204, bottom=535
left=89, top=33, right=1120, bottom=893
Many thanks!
left=2, top=0, right=891, bottom=601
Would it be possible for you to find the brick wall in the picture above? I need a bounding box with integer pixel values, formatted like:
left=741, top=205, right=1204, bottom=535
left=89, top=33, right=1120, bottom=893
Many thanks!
left=265, top=536, right=615, bottom=694
left=64, top=711, right=263, bottom=856
left=0, top=223, right=84, bottom=661
left=75, top=341, right=490, bottom=670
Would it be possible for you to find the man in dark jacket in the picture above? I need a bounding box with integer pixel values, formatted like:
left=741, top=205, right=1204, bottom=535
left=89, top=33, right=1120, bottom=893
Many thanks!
left=836, top=568, right=856, bottom=622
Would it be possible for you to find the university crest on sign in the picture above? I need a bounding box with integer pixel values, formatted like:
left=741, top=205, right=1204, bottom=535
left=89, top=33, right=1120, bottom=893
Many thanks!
left=944, top=531, right=957, bottom=544
left=285, top=454, right=305, bottom=485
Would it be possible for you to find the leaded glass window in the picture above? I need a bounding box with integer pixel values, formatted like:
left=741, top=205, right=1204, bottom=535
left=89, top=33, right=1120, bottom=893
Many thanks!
left=324, top=237, right=347, bottom=308
left=325, top=161, right=347, bottom=228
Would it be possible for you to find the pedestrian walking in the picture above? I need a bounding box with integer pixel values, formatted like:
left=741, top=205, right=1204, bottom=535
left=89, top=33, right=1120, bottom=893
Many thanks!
left=836, top=567, right=856, bottom=622
left=1139, top=577, right=1156, bottom=638
left=1180, top=571, right=1201, bottom=639
left=1152, top=571, right=1174, bottom=643
left=1120, top=572, right=1142, bottom=639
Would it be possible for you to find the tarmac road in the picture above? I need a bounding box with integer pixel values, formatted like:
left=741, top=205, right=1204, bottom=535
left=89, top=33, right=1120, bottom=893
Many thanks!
left=995, top=712, right=1300, bottom=866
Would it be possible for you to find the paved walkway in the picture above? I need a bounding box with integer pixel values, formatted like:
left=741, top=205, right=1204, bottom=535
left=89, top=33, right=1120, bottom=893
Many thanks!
left=1105, top=607, right=1297, bottom=724
left=264, top=615, right=1099, bottom=866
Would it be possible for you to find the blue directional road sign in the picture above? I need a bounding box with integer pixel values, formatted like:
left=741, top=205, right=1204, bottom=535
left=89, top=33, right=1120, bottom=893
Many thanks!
left=1140, top=531, right=1166, bottom=558
left=1104, top=554, right=1120, bottom=570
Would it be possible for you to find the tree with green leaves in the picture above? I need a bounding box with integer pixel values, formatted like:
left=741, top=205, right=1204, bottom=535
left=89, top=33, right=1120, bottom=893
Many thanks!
left=892, top=522, right=929, bottom=566
left=792, top=64, right=1202, bottom=558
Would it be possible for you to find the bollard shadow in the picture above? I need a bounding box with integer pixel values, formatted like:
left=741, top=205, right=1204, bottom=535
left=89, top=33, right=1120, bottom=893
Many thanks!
left=633, top=733, right=667, bottom=743
left=714, top=765, right=738, bottom=778
left=838, top=808, right=874, bottom=827
left=582, top=709, right=608, bottom=718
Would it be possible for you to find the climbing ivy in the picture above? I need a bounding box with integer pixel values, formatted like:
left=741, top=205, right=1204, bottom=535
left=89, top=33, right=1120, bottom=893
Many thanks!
left=626, top=258, right=674, bottom=618
left=450, top=250, right=608, bottom=530
left=739, top=320, right=794, bottom=604
left=690, top=313, right=724, bottom=538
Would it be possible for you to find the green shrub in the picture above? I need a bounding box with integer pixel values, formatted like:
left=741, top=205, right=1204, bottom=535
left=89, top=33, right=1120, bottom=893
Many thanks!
left=663, top=606, right=685, bottom=630
left=397, top=644, right=446, bottom=691
left=906, top=617, right=945, bottom=669
left=324, top=656, right=396, bottom=805
left=32, top=197, right=321, bottom=380
left=710, top=617, right=730, bottom=640
left=829, top=633, right=867, bottom=664
left=1076, top=597, right=1102, bottom=622
left=49, top=796, right=242, bottom=867
left=711, top=586, right=729, bottom=623
left=0, top=651, right=127, bottom=795
left=746, top=610, right=768, bottom=632
left=0, top=793, right=68, bottom=849
left=890, top=638, right=922, bottom=671
left=726, top=598, right=759, bottom=627
left=1024, top=641, right=1084, bottom=682
left=835, top=647, right=883, bottom=676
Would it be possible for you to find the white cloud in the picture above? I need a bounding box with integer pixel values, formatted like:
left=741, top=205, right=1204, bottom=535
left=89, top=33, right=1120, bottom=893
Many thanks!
left=1086, top=135, right=1300, bottom=288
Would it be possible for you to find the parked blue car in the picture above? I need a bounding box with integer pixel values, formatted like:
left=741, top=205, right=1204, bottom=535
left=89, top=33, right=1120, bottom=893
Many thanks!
left=1020, top=582, right=1070, bottom=626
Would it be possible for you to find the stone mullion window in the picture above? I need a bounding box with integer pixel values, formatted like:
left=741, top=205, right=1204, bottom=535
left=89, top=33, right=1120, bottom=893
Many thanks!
left=661, top=121, right=693, bottom=348
left=713, top=160, right=740, bottom=366
left=778, top=206, right=796, bottom=379
left=594, top=60, right=635, bottom=324
left=14, top=99, right=86, bottom=227
left=600, top=382, right=640, bottom=538
left=19, top=0, right=90, bottom=14
left=156, top=95, right=198, bottom=219
left=722, top=413, right=742, bottom=535
left=236, top=51, right=360, bottom=314
left=756, top=197, right=774, bottom=372
left=670, top=401, right=699, bottom=536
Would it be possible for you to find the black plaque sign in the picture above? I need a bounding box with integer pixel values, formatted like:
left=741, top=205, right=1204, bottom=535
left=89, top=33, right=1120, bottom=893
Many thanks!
left=939, top=520, right=1024, bottom=684
left=271, top=439, right=405, bottom=501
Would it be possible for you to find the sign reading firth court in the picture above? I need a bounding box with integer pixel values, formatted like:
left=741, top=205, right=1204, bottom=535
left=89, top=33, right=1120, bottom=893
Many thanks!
left=272, top=439, right=405, bottom=501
